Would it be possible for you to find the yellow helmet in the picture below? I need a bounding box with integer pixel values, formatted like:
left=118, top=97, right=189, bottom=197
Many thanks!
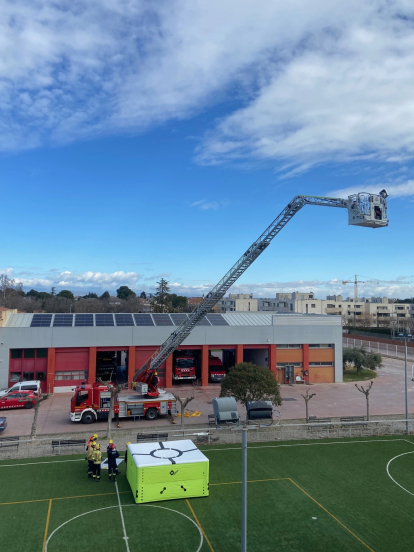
left=95, top=444, right=100, bottom=450
left=126, top=442, right=131, bottom=445
left=91, top=441, right=96, bottom=447
left=93, top=434, right=98, bottom=439
left=109, top=439, right=113, bottom=444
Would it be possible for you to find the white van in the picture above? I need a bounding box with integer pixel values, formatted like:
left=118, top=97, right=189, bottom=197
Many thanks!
left=0, top=380, right=41, bottom=398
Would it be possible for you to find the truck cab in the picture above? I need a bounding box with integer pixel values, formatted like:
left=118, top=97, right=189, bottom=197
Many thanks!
left=173, top=355, right=196, bottom=381
left=209, top=356, right=226, bottom=383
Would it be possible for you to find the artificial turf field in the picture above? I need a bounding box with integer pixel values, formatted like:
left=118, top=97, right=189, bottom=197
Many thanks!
left=1, top=436, right=414, bottom=552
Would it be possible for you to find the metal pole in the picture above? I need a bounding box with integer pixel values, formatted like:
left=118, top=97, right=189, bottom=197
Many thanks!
left=405, top=338, right=408, bottom=434
left=241, top=428, right=248, bottom=552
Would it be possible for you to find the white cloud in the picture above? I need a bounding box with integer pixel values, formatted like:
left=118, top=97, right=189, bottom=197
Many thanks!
left=3, top=0, right=414, bottom=175
left=191, top=199, right=229, bottom=210
left=5, top=268, right=142, bottom=292
left=328, top=180, right=414, bottom=199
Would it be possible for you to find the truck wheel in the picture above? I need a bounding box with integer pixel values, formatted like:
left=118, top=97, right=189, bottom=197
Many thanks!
left=145, top=408, right=159, bottom=420
left=24, top=401, right=34, bottom=409
left=81, top=412, right=95, bottom=424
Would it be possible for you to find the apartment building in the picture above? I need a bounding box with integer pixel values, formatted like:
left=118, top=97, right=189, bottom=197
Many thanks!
left=217, top=294, right=258, bottom=312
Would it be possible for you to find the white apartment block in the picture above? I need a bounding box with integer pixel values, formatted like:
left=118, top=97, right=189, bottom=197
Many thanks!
left=272, top=292, right=412, bottom=321
left=217, top=293, right=258, bottom=312
left=218, top=292, right=413, bottom=322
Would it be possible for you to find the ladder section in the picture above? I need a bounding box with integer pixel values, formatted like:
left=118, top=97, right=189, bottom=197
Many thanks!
left=133, top=194, right=348, bottom=382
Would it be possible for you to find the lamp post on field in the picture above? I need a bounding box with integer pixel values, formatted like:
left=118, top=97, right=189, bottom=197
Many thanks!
left=404, top=331, right=412, bottom=434
left=241, top=427, right=248, bottom=552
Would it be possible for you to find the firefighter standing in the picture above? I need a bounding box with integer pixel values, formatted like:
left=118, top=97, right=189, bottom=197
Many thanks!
left=87, top=441, right=96, bottom=478
left=86, top=433, right=98, bottom=451
left=92, top=444, right=102, bottom=482
left=107, top=439, right=120, bottom=481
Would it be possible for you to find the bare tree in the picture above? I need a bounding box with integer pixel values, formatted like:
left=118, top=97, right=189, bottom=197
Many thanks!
left=301, top=389, right=316, bottom=423
left=173, top=385, right=196, bottom=429
left=355, top=381, right=374, bottom=421
left=19, top=393, right=50, bottom=439
left=97, top=378, right=123, bottom=440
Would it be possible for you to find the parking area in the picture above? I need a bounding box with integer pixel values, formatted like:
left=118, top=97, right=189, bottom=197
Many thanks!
left=1, top=357, right=413, bottom=437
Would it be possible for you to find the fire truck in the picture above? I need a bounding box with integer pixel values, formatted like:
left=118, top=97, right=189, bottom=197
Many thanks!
left=173, top=352, right=197, bottom=381
left=70, top=382, right=177, bottom=424
left=209, top=356, right=226, bottom=383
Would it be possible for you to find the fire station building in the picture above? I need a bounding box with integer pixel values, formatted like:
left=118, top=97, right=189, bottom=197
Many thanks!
left=0, top=312, right=343, bottom=393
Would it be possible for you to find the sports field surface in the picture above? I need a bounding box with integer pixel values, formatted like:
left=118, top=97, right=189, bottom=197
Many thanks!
left=1, top=435, right=414, bottom=551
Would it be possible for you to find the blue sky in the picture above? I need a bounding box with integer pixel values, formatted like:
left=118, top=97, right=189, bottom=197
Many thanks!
left=1, top=0, right=414, bottom=299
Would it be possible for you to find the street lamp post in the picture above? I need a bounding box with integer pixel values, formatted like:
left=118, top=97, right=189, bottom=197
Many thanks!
left=404, top=331, right=412, bottom=434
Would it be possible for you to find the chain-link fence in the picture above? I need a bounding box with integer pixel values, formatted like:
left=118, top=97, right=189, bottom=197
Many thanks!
left=343, top=336, right=414, bottom=363
left=1, top=418, right=413, bottom=461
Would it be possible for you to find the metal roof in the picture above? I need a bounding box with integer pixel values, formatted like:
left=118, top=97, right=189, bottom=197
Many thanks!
left=3, top=311, right=338, bottom=329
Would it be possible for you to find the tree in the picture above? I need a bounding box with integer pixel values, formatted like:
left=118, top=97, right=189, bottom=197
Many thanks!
left=343, top=347, right=382, bottom=374
left=83, top=292, right=98, bottom=299
left=19, top=393, right=50, bottom=438
left=301, top=389, right=316, bottom=423
left=0, top=274, right=24, bottom=302
left=140, top=291, right=147, bottom=299
left=26, top=289, right=51, bottom=300
left=173, top=385, right=196, bottom=429
left=220, top=362, right=282, bottom=406
left=355, top=381, right=374, bottom=421
left=51, top=287, right=56, bottom=296
left=171, top=294, right=188, bottom=310
left=98, top=378, right=123, bottom=440
left=152, top=278, right=171, bottom=312
left=57, top=290, right=74, bottom=300
left=116, top=286, right=136, bottom=300
left=100, top=291, right=110, bottom=300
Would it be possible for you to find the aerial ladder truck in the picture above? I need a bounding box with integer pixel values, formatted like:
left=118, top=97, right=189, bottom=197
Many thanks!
left=133, top=190, right=389, bottom=396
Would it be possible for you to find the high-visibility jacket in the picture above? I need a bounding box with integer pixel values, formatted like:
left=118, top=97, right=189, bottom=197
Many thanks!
left=86, top=436, right=95, bottom=450
left=93, top=450, right=102, bottom=464
left=87, top=446, right=95, bottom=461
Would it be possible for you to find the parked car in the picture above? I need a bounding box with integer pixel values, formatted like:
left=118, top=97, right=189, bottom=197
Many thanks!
left=0, top=391, right=37, bottom=410
left=0, top=380, right=41, bottom=398
left=0, top=417, right=6, bottom=431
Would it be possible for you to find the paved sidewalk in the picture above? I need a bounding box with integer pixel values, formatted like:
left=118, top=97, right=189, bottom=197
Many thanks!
left=2, top=357, right=413, bottom=437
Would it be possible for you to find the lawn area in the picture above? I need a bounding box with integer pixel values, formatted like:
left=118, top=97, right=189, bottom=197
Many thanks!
left=343, top=368, right=378, bottom=382
left=1, top=435, right=414, bottom=551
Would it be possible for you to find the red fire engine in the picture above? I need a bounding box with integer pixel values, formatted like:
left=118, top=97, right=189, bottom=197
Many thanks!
left=208, top=355, right=226, bottom=383
left=70, top=382, right=177, bottom=424
left=173, top=352, right=197, bottom=381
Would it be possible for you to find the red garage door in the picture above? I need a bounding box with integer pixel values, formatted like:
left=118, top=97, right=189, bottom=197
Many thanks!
left=55, top=348, right=89, bottom=386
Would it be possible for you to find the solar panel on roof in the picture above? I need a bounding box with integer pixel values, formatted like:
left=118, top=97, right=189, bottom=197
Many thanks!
left=206, top=314, right=229, bottom=326
left=195, top=316, right=211, bottom=326
left=74, top=314, right=94, bottom=326
left=133, top=314, right=155, bottom=326
left=152, top=314, right=174, bottom=326
left=30, top=314, right=53, bottom=327
left=115, top=313, right=134, bottom=326
left=95, top=314, right=114, bottom=326
left=53, top=314, right=74, bottom=327
left=170, top=314, right=188, bottom=325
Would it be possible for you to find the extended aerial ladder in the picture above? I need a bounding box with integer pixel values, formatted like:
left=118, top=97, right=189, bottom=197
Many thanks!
left=133, top=190, right=389, bottom=393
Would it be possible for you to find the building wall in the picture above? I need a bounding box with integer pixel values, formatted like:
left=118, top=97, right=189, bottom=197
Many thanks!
left=0, top=315, right=343, bottom=390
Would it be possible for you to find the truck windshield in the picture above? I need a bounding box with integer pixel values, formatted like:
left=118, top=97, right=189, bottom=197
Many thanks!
left=176, top=359, right=194, bottom=368
left=76, top=391, right=89, bottom=406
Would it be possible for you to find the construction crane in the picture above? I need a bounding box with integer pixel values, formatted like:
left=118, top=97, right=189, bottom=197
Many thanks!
left=342, top=275, right=366, bottom=301
left=133, top=189, right=389, bottom=394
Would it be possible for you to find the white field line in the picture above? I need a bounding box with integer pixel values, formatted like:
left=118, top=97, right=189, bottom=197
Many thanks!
left=386, top=451, right=414, bottom=497
left=0, top=459, right=84, bottom=468
left=45, top=504, right=203, bottom=552
left=199, top=438, right=409, bottom=452
left=115, top=481, right=130, bottom=552
left=0, top=439, right=411, bottom=467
